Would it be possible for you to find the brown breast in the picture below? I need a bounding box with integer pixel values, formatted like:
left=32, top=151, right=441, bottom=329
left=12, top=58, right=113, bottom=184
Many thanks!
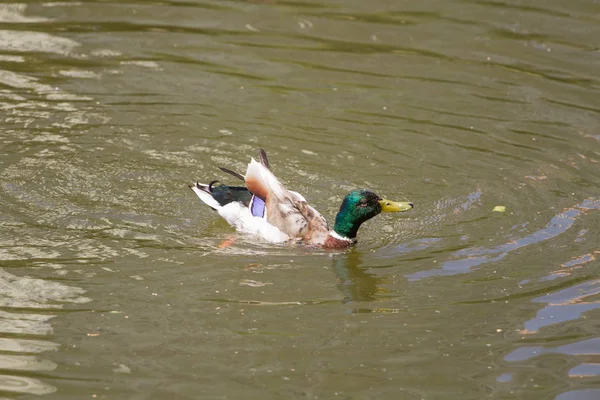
left=323, top=234, right=356, bottom=249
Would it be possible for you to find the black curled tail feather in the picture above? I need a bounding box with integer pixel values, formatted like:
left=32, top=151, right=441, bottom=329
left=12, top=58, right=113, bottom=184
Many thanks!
left=208, top=180, right=220, bottom=191
left=217, top=148, right=270, bottom=182
left=218, top=167, right=244, bottom=181
left=259, top=149, right=270, bottom=169
left=191, top=149, right=270, bottom=208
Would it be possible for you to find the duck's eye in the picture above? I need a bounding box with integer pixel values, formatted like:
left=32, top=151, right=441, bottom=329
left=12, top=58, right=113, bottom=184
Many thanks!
left=359, top=200, right=368, bottom=207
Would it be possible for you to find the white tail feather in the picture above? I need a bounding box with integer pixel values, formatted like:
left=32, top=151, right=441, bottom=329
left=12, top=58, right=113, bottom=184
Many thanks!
left=218, top=202, right=289, bottom=243
left=245, top=158, right=285, bottom=199
left=190, top=184, right=221, bottom=209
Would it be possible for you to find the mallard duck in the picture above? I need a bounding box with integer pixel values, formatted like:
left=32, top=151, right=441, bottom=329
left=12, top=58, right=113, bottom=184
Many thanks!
left=189, top=150, right=413, bottom=248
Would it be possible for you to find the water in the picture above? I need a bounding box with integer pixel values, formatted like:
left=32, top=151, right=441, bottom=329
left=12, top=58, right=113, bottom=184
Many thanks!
left=1, top=1, right=599, bottom=399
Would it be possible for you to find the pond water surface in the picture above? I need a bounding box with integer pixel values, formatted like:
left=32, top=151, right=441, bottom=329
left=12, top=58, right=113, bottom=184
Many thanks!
left=0, top=1, right=599, bottom=399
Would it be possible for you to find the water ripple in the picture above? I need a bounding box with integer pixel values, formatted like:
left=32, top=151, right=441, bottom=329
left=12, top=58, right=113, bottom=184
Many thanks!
left=556, top=389, right=600, bottom=400
left=406, top=198, right=600, bottom=280
left=0, top=268, right=89, bottom=396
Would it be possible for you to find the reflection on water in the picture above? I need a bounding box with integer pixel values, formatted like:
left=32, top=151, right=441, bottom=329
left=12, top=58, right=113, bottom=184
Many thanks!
left=525, top=277, right=600, bottom=333
left=506, top=338, right=600, bottom=363
left=0, top=3, right=94, bottom=397
left=332, top=251, right=378, bottom=305
left=501, top=260, right=600, bottom=398
left=556, top=390, right=600, bottom=400
left=0, top=0, right=599, bottom=399
left=0, top=268, right=88, bottom=396
left=407, top=198, right=600, bottom=280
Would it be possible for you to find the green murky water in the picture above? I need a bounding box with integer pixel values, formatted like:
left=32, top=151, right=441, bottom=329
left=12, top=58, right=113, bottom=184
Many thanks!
left=1, top=1, right=599, bottom=399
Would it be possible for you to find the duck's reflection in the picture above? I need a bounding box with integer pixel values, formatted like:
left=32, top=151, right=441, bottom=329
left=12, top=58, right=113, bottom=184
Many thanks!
left=331, top=250, right=379, bottom=306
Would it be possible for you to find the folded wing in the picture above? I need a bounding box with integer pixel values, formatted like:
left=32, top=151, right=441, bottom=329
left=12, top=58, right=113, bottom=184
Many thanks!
left=244, top=158, right=329, bottom=243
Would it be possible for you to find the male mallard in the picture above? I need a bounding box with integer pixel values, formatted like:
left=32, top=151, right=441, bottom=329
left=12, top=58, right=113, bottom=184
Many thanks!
left=189, top=150, right=413, bottom=248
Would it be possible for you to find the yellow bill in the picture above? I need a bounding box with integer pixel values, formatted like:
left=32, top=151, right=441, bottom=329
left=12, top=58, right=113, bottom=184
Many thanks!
left=379, top=199, right=414, bottom=212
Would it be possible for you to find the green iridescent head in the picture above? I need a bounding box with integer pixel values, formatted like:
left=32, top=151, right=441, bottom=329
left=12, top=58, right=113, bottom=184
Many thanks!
left=332, top=190, right=413, bottom=239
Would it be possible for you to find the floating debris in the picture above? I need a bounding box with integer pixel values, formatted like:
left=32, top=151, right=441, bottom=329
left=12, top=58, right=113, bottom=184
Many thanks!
left=239, top=279, right=272, bottom=288
left=113, top=364, right=131, bottom=374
